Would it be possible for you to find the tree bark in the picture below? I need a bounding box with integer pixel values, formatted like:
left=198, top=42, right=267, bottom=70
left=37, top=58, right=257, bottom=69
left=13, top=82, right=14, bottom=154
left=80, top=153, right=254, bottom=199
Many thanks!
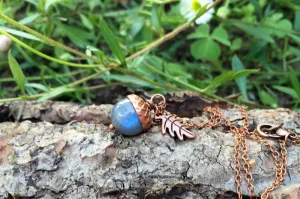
left=0, top=100, right=300, bottom=199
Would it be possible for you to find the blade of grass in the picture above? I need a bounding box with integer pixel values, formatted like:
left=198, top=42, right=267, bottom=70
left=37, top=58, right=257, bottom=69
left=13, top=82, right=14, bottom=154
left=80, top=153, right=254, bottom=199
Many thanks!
left=289, top=66, right=300, bottom=98
left=273, top=85, right=299, bottom=99
left=37, top=87, right=76, bottom=102
left=8, top=51, right=26, bottom=95
left=232, top=55, right=249, bottom=101
left=0, top=26, right=41, bottom=41
left=100, top=18, right=126, bottom=67
left=204, top=69, right=259, bottom=92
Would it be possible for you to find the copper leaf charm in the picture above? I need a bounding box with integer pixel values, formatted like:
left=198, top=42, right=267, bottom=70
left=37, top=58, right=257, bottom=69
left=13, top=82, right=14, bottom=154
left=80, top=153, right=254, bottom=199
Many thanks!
left=155, top=115, right=195, bottom=141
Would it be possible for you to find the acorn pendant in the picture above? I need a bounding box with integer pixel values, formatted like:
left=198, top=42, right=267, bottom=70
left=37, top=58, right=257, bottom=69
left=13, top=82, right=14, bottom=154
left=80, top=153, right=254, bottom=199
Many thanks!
left=110, top=94, right=152, bottom=136
left=110, top=94, right=195, bottom=140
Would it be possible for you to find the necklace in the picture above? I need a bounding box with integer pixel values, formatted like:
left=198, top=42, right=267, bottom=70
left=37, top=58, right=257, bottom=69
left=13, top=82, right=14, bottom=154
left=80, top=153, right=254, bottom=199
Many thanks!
left=109, top=94, right=300, bottom=199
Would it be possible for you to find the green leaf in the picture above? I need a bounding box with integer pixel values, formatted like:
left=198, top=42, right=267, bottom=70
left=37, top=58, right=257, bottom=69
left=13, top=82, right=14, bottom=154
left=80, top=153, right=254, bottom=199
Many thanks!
left=40, top=66, right=65, bottom=87
left=54, top=22, right=93, bottom=48
left=165, top=62, right=190, bottom=77
left=187, top=24, right=210, bottom=39
left=45, top=0, right=70, bottom=11
left=8, top=51, right=26, bottom=95
left=25, top=0, right=38, bottom=6
left=0, top=26, right=41, bottom=41
left=194, top=4, right=208, bottom=19
left=288, top=33, right=300, bottom=44
left=204, top=71, right=235, bottom=91
left=80, top=14, right=94, bottom=30
left=130, top=55, right=145, bottom=69
left=232, top=55, right=248, bottom=101
left=250, top=0, right=261, bottom=14
left=233, top=69, right=260, bottom=78
left=130, top=17, right=144, bottom=38
left=110, top=74, right=153, bottom=88
left=40, top=66, right=48, bottom=87
left=25, top=80, right=38, bottom=95
left=233, top=23, right=274, bottom=43
left=151, top=6, right=162, bottom=35
left=96, top=51, right=105, bottom=63
left=38, top=87, right=75, bottom=102
left=230, top=38, right=242, bottom=51
left=86, top=46, right=107, bottom=64
left=247, top=40, right=268, bottom=59
left=270, top=12, right=283, bottom=21
left=100, top=18, right=126, bottom=67
left=190, top=38, right=220, bottom=61
left=211, top=26, right=231, bottom=46
left=204, top=69, right=259, bottom=91
left=241, top=4, right=255, bottom=15
left=18, top=13, right=40, bottom=25
left=0, top=0, right=3, bottom=11
left=273, top=19, right=292, bottom=38
left=273, top=86, right=299, bottom=99
left=25, top=83, right=49, bottom=92
left=89, top=0, right=100, bottom=10
left=289, top=46, right=300, bottom=57
left=84, top=46, right=110, bottom=78
left=294, top=11, right=300, bottom=31
left=289, top=66, right=300, bottom=98
left=258, top=90, right=277, bottom=108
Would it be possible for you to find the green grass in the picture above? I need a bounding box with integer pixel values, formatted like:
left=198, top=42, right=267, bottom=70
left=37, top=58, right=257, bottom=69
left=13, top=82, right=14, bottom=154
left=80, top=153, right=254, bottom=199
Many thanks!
left=0, top=0, right=299, bottom=112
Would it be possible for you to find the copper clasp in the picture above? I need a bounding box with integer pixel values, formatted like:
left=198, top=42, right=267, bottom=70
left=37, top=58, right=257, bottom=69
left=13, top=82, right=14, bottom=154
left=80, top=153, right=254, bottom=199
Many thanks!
left=257, top=123, right=291, bottom=139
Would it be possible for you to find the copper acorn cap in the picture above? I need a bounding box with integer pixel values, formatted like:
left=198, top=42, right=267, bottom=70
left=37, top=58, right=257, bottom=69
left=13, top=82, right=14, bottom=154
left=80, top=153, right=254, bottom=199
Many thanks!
left=127, top=94, right=152, bottom=130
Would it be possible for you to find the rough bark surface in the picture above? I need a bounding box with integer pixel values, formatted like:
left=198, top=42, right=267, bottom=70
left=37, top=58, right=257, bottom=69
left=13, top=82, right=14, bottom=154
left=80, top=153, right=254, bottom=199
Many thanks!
left=0, top=100, right=300, bottom=199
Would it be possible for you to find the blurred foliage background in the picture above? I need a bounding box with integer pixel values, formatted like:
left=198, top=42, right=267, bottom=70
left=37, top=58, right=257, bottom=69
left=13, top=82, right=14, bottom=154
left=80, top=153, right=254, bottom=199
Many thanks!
left=0, top=0, right=300, bottom=112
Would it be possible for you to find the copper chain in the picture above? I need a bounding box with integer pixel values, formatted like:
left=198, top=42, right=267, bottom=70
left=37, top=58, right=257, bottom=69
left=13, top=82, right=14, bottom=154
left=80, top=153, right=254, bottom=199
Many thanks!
left=183, top=106, right=300, bottom=199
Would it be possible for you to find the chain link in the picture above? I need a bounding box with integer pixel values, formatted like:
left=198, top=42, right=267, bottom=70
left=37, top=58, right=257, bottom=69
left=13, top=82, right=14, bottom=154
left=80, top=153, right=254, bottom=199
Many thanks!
left=147, top=100, right=166, bottom=117
left=183, top=106, right=295, bottom=199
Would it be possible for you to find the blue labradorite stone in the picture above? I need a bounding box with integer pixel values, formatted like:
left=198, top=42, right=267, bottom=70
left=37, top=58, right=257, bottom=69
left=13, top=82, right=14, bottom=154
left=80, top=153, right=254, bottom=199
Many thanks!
left=111, top=98, right=143, bottom=136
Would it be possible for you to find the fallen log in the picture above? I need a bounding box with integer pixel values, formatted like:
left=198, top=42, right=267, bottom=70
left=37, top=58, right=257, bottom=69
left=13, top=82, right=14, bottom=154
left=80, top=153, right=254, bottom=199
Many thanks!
left=0, top=99, right=300, bottom=199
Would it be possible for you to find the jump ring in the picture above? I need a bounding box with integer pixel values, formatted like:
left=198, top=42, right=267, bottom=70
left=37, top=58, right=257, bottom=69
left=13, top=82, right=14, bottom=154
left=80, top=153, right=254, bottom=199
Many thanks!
left=150, top=94, right=166, bottom=105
